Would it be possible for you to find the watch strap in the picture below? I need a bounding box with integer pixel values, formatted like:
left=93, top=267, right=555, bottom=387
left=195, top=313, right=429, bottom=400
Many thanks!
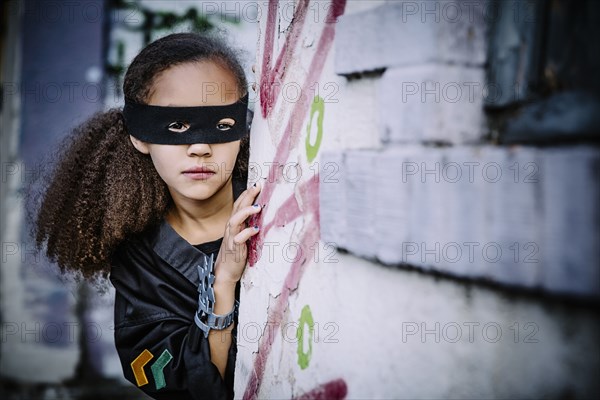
left=195, top=252, right=240, bottom=338
left=195, top=300, right=239, bottom=338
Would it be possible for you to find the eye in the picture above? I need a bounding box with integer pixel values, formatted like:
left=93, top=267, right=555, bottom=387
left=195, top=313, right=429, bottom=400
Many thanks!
left=216, top=118, right=235, bottom=131
left=167, top=121, right=190, bottom=133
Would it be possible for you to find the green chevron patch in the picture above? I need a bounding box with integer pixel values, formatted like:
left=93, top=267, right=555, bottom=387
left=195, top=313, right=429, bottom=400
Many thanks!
left=151, top=349, right=173, bottom=390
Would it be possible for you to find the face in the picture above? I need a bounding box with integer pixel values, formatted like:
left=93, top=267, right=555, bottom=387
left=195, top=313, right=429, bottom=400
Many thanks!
left=129, top=61, right=242, bottom=202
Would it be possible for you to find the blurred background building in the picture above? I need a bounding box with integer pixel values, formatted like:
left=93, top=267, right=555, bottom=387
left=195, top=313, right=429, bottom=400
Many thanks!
left=1, top=1, right=256, bottom=398
left=2, top=0, right=599, bottom=399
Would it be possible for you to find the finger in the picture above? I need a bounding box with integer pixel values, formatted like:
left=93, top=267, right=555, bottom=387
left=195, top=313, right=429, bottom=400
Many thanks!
left=234, top=180, right=263, bottom=211
left=233, top=225, right=260, bottom=245
left=232, top=182, right=257, bottom=209
left=230, top=203, right=262, bottom=228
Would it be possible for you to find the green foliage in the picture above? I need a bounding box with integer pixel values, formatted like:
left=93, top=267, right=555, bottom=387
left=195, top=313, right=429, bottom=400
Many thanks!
left=105, top=0, right=240, bottom=96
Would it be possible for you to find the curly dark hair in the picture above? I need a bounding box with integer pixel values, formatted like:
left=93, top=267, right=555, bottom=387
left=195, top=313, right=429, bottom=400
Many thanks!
left=29, top=32, right=250, bottom=283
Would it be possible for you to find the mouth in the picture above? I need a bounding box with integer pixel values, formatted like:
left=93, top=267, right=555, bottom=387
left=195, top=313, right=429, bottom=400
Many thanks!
left=182, top=167, right=216, bottom=180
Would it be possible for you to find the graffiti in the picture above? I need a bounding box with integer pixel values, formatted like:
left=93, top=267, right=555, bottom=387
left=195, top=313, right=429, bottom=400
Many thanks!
left=242, top=0, right=347, bottom=399
left=296, top=304, right=314, bottom=369
left=259, top=0, right=310, bottom=118
left=293, top=379, right=348, bottom=400
left=305, top=96, right=325, bottom=163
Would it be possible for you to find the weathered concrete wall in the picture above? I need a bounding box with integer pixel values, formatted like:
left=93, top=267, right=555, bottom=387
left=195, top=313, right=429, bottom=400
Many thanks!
left=235, top=1, right=600, bottom=399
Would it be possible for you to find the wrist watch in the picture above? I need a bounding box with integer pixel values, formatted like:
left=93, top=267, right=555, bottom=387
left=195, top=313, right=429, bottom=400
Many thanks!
left=195, top=253, right=240, bottom=338
left=195, top=300, right=239, bottom=338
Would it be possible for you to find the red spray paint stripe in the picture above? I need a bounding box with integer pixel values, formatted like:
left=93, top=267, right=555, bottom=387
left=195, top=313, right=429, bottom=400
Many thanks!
left=293, top=379, right=348, bottom=400
left=260, top=0, right=310, bottom=118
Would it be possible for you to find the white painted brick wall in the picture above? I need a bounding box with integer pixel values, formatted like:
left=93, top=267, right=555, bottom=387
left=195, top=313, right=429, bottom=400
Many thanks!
left=342, top=0, right=387, bottom=16
left=486, top=146, right=541, bottom=287
left=334, top=76, right=382, bottom=150
left=374, top=146, right=421, bottom=265
left=322, top=143, right=600, bottom=296
left=540, top=147, right=600, bottom=296
left=344, top=150, right=379, bottom=260
left=272, top=251, right=600, bottom=399
left=408, top=149, right=453, bottom=271
left=319, top=151, right=347, bottom=249
left=378, top=64, right=486, bottom=144
left=335, top=0, right=487, bottom=75
left=445, top=146, right=490, bottom=278
left=239, top=1, right=600, bottom=398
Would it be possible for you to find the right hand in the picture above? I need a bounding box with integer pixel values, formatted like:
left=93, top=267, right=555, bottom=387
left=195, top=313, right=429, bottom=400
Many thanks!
left=213, top=180, right=263, bottom=284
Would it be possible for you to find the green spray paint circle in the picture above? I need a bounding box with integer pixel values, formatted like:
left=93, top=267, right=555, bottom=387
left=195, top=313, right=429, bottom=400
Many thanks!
left=305, top=96, right=324, bottom=163
left=296, top=304, right=314, bottom=369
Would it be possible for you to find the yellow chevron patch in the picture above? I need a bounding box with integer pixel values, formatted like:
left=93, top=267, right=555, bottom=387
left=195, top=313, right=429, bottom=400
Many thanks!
left=131, top=349, right=154, bottom=387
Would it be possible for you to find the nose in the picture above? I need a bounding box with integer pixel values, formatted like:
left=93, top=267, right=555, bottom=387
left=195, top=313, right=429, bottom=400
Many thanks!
left=187, top=142, right=212, bottom=157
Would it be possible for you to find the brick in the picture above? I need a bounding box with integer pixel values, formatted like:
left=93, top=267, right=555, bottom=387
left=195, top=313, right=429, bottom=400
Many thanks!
left=443, top=146, right=490, bottom=279
left=335, top=0, right=487, bottom=75
left=343, top=0, right=387, bottom=16
left=344, top=150, right=379, bottom=259
left=368, top=145, right=545, bottom=288
left=373, top=147, right=455, bottom=271
left=408, top=149, right=453, bottom=271
left=484, top=146, right=541, bottom=288
left=540, top=147, right=600, bottom=296
left=373, top=145, right=423, bottom=265
left=378, top=65, right=486, bottom=145
left=333, top=76, right=383, bottom=150
left=319, top=151, right=347, bottom=249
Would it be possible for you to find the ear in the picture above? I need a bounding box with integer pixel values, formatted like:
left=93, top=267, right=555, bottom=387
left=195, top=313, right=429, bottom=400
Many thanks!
left=129, top=135, right=150, bottom=154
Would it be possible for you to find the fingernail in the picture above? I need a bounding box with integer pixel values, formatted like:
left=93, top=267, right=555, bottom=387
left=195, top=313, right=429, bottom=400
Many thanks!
left=253, top=203, right=260, bottom=208
left=254, top=225, right=259, bottom=230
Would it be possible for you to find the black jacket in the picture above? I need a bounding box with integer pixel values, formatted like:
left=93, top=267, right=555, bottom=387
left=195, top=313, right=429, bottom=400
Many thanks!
left=109, top=181, right=245, bottom=399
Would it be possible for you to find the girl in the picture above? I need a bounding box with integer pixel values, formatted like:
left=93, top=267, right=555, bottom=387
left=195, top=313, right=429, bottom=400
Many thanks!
left=32, top=32, right=261, bottom=400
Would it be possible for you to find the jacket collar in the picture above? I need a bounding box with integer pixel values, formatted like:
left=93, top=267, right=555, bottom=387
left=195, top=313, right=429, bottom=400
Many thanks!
left=149, top=177, right=246, bottom=287
left=151, top=218, right=210, bottom=288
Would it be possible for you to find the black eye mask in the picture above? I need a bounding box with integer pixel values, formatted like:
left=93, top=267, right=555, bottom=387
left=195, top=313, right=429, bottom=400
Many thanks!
left=122, top=93, right=249, bottom=145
